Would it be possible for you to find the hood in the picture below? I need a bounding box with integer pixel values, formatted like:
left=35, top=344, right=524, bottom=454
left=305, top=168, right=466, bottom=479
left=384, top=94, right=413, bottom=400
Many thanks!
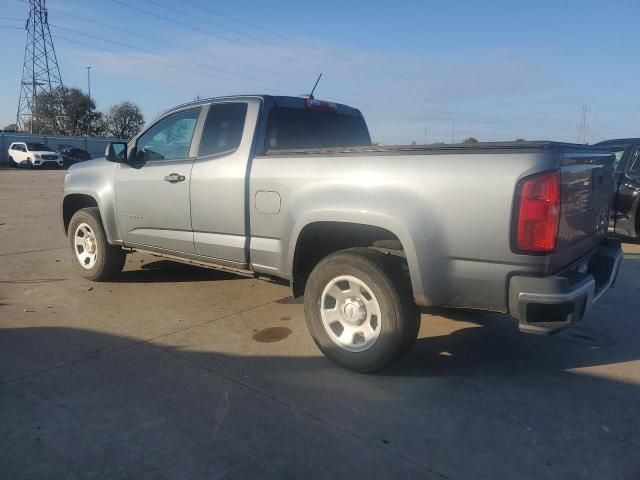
left=68, top=157, right=109, bottom=172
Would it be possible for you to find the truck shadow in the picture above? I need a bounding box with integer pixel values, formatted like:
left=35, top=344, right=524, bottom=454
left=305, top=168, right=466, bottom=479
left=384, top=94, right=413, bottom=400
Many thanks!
left=114, top=260, right=242, bottom=283
left=0, top=323, right=638, bottom=479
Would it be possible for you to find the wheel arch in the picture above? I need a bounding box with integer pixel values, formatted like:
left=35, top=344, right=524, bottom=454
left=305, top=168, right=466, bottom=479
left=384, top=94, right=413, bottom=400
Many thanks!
left=63, top=194, right=99, bottom=234
left=63, top=193, right=121, bottom=245
left=287, top=215, right=425, bottom=303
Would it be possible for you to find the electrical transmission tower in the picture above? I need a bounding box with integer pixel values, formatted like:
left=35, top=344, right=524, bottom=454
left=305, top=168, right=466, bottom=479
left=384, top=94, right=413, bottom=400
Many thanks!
left=16, top=0, right=63, bottom=133
left=577, top=105, right=589, bottom=144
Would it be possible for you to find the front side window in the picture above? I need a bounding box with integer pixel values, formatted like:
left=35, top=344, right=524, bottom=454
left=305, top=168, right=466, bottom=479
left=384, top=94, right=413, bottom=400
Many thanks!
left=137, top=108, right=200, bottom=162
left=198, top=103, right=247, bottom=157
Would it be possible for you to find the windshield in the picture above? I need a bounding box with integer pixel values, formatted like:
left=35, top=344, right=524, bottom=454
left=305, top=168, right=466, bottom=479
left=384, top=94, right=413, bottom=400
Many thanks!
left=265, top=107, right=371, bottom=150
left=26, top=143, right=54, bottom=152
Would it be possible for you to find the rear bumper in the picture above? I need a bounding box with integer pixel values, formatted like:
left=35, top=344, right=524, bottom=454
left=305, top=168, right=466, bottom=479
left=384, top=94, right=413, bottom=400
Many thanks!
left=508, top=240, right=623, bottom=334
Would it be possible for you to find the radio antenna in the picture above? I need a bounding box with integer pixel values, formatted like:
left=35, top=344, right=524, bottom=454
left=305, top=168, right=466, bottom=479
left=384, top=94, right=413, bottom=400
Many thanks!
left=309, top=73, right=322, bottom=99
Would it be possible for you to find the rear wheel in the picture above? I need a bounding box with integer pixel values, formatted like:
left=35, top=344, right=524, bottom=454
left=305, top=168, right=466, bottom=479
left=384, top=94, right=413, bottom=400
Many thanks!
left=304, top=248, right=420, bottom=372
left=68, top=207, right=126, bottom=281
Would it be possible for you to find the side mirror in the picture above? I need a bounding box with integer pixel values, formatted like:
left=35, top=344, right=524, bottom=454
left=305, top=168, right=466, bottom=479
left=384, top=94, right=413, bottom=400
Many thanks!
left=105, top=142, right=128, bottom=163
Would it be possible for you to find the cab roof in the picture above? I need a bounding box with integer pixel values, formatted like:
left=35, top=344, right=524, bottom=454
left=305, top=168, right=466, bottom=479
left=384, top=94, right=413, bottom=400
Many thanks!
left=164, top=95, right=362, bottom=117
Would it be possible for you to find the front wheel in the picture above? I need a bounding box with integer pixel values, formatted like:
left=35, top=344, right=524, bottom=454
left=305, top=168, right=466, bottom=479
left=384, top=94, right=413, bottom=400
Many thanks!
left=304, top=248, right=420, bottom=372
left=68, top=207, right=126, bottom=281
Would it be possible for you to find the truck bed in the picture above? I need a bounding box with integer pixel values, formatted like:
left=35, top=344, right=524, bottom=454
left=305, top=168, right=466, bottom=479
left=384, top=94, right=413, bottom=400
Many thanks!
left=264, top=141, right=600, bottom=157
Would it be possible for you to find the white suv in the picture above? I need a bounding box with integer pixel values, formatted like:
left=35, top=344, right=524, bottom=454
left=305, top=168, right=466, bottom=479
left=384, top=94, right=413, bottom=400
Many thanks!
left=8, top=142, right=63, bottom=168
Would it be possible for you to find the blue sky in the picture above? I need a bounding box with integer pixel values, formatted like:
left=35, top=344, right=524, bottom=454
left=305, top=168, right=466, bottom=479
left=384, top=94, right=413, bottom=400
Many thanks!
left=0, top=0, right=638, bottom=144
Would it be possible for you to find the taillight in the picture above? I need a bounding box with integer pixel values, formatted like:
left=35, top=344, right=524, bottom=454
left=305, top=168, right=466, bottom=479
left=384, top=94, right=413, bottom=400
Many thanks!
left=513, top=170, right=560, bottom=253
left=304, top=98, right=337, bottom=112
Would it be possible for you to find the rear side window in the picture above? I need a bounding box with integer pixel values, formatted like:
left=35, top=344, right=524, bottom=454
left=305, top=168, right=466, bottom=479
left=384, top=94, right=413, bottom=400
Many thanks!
left=198, top=102, right=247, bottom=157
left=265, top=107, right=371, bottom=150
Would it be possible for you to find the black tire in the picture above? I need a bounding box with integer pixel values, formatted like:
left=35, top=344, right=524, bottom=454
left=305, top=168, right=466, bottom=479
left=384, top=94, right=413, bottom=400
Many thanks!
left=8, top=156, right=17, bottom=168
left=304, top=247, right=420, bottom=372
left=68, top=207, right=126, bottom=281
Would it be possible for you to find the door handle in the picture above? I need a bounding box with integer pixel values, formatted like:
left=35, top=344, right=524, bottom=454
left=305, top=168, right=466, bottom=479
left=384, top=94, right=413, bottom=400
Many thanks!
left=164, top=173, right=185, bottom=183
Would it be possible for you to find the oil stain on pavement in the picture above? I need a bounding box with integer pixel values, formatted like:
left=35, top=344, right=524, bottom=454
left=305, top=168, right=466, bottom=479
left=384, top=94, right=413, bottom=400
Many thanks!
left=252, top=326, right=292, bottom=343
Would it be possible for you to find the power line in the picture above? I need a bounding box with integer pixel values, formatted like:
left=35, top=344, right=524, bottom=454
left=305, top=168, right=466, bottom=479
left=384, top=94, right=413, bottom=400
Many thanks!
left=109, top=0, right=385, bottom=101
left=49, top=24, right=286, bottom=91
left=51, top=34, right=278, bottom=92
left=140, top=0, right=308, bottom=60
left=108, top=0, right=409, bottom=101
left=46, top=7, right=310, bottom=87
left=173, top=0, right=424, bottom=92
left=173, top=0, right=346, bottom=66
left=111, top=0, right=317, bottom=76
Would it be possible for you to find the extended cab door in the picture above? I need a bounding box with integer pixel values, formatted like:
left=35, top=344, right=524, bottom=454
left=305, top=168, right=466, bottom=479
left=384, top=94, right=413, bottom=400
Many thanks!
left=189, top=99, right=260, bottom=266
left=114, top=107, right=204, bottom=253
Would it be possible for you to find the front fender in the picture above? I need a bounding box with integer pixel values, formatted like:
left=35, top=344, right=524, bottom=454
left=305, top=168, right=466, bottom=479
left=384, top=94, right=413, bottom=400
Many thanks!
left=63, top=159, right=121, bottom=244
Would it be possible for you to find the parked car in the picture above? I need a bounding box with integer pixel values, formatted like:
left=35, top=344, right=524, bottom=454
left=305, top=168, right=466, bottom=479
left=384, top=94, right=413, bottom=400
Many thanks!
left=59, top=147, right=91, bottom=168
left=594, top=138, right=640, bottom=242
left=61, top=95, right=622, bottom=372
left=7, top=142, right=63, bottom=168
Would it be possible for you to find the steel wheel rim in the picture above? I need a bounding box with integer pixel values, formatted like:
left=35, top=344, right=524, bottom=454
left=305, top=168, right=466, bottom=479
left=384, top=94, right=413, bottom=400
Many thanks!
left=320, top=275, right=382, bottom=352
left=74, top=222, right=98, bottom=270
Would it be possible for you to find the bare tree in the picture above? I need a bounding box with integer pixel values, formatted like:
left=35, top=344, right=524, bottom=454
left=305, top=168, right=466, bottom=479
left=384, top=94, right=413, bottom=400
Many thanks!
left=463, top=137, right=479, bottom=144
left=104, top=101, right=145, bottom=139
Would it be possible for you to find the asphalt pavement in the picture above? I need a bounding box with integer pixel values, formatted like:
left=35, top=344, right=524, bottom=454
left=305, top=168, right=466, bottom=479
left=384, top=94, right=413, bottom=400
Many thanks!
left=1, top=168, right=639, bottom=479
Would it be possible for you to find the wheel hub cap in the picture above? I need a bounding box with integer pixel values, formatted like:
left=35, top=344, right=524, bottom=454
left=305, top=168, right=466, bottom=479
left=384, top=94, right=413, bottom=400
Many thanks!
left=319, top=275, right=382, bottom=352
left=342, top=297, right=366, bottom=325
left=84, top=237, right=96, bottom=254
left=73, top=222, right=98, bottom=270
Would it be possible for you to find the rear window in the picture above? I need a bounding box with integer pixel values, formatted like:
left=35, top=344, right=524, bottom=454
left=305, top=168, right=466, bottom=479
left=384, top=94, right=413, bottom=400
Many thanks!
left=265, top=107, right=371, bottom=150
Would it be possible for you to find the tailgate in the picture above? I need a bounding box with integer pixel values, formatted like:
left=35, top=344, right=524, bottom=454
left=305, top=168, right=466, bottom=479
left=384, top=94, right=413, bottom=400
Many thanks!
left=556, top=151, right=615, bottom=257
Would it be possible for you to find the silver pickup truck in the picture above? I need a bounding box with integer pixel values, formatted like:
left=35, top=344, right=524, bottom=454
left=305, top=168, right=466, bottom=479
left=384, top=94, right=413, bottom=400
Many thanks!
left=62, top=95, right=623, bottom=372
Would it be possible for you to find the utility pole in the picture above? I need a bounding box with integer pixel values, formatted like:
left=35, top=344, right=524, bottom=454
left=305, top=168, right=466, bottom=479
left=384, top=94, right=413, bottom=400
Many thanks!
left=424, top=124, right=428, bottom=144
left=451, top=121, right=456, bottom=144
left=16, top=0, right=63, bottom=133
left=86, top=66, right=92, bottom=101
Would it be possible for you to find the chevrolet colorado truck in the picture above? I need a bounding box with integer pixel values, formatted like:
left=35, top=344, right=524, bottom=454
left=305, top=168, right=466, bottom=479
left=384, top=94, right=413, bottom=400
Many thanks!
left=62, top=95, right=623, bottom=372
